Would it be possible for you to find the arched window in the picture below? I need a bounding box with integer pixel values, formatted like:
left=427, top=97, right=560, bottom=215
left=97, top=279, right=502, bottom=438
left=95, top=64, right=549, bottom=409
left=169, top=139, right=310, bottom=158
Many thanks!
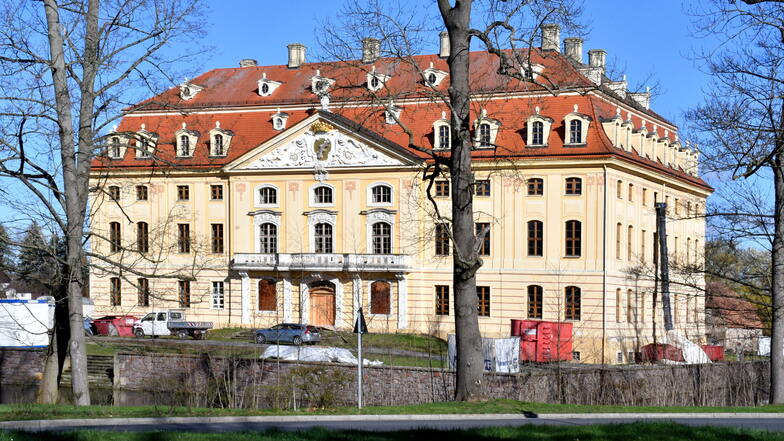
left=565, top=177, right=582, bottom=195
left=627, top=225, right=634, bottom=260
left=527, top=285, right=543, bottom=319
left=627, top=289, right=635, bottom=324
left=110, top=137, right=121, bottom=158
left=136, top=222, right=149, bottom=254
left=527, top=220, right=543, bottom=256
left=179, top=135, right=190, bottom=156
left=372, top=222, right=391, bottom=254
left=313, top=186, right=333, bottom=205
left=370, top=281, right=391, bottom=315
left=478, top=122, right=491, bottom=147
left=109, top=222, right=121, bottom=253
left=258, top=279, right=277, bottom=311
left=616, top=223, right=622, bottom=259
left=569, top=119, right=582, bottom=144
left=213, top=134, right=224, bottom=156
left=531, top=121, right=544, bottom=145
left=371, top=184, right=392, bottom=204
left=259, top=223, right=277, bottom=254
left=565, top=220, right=581, bottom=257
left=565, top=286, right=581, bottom=320
left=110, top=277, right=121, bottom=306
left=258, top=186, right=277, bottom=205
left=438, top=125, right=450, bottom=149
left=314, top=223, right=333, bottom=253
left=615, top=288, right=623, bottom=322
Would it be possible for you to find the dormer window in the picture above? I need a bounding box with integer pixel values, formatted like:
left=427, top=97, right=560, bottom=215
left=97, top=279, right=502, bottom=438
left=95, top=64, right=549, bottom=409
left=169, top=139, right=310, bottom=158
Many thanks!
left=135, top=124, right=158, bottom=159
left=110, top=137, right=121, bottom=158
left=366, top=66, right=390, bottom=92
left=532, top=122, right=544, bottom=144
left=433, top=112, right=450, bottom=150
left=385, top=104, right=402, bottom=125
left=209, top=122, right=233, bottom=157
left=520, top=63, right=544, bottom=81
left=479, top=123, right=490, bottom=146
left=174, top=123, right=198, bottom=158
left=272, top=111, right=289, bottom=131
left=422, top=62, right=448, bottom=87
left=257, top=73, right=282, bottom=97
left=311, top=70, right=335, bottom=95
left=527, top=109, right=554, bottom=147
left=473, top=110, right=500, bottom=149
left=564, top=105, right=592, bottom=146
left=107, top=132, right=130, bottom=159
left=178, top=80, right=203, bottom=100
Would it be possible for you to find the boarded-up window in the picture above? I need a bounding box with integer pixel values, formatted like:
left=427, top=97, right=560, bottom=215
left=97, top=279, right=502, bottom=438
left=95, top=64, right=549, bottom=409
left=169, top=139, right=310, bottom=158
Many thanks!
left=258, top=280, right=276, bottom=311
left=370, top=281, right=391, bottom=315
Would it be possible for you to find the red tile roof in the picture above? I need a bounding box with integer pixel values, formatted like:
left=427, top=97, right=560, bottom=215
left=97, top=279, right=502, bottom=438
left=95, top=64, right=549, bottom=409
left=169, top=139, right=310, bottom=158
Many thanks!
left=706, top=282, right=765, bottom=329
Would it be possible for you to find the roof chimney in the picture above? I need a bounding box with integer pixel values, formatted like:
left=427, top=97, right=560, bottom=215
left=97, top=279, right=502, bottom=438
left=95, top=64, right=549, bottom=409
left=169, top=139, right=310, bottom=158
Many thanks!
left=239, top=59, right=257, bottom=68
left=630, top=88, right=651, bottom=109
left=362, top=38, right=381, bottom=63
left=541, top=24, right=560, bottom=52
left=563, top=37, right=583, bottom=63
left=287, top=43, right=306, bottom=69
left=588, top=49, right=606, bottom=71
left=439, top=31, right=450, bottom=58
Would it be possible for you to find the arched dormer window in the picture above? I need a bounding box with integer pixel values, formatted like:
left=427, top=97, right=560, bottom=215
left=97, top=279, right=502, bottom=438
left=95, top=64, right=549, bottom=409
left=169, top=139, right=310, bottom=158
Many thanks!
left=257, top=72, right=282, bottom=97
left=178, top=80, right=203, bottom=100
left=526, top=109, right=553, bottom=147
left=209, top=122, right=233, bottom=157
left=433, top=113, right=450, bottom=150
left=109, top=136, right=122, bottom=158
left=422, top=62, right=448, bottom=87
left=272, top=111, right=289, bottom=131
left=366, top=66, right=390, bottom=92
left=385, top=104, right=402, bottom=125
left=135, top=124, right=158, bottom=159
left=564, top=105, right=592, bottom=146
left=107, top=132, right=130, bottom=159
left=311, top=69, right=334, bottom=95
left=473, top=110, right=500, bottom=149
left=174, top=123, right=198, bottom=158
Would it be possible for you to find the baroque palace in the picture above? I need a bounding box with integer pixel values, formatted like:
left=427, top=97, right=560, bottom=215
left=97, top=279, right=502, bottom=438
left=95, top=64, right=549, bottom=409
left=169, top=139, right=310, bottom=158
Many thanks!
left=90, top=25, right=711, bottom=364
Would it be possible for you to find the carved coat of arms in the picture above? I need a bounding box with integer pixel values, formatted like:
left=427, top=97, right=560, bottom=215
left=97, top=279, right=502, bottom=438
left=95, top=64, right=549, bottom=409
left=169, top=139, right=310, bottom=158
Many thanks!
left=314, top=138, right=332, bottom=161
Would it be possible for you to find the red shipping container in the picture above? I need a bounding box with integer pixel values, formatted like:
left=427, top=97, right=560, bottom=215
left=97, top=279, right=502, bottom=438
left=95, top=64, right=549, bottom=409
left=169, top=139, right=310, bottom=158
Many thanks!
left=514, top=320, right=573, bottom=363
left=700, top=345, right=724, bottom=362
left=510, top=319, right=523, bottom=337
left=640, top=343, right=684, bottom=362
left=93, top=315, right=137, bottom=337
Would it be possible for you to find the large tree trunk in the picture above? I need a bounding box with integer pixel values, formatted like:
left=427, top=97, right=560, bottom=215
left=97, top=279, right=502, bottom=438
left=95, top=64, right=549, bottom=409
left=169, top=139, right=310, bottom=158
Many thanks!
left=771, top=151, right=784, bottom=403
left=37, top=285, right=71, bottom=404
left=440, top=0, right=485, bottom=401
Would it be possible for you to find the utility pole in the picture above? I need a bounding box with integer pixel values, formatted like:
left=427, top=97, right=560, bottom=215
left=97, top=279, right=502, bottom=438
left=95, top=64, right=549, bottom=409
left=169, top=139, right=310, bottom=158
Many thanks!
left=354, top=307, right=368, bottom=409
left=655, top=202, right=674, bottom=331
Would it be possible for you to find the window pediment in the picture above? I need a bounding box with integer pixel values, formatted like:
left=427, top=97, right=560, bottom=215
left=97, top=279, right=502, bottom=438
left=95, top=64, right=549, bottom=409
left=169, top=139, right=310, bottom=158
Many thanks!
left=258, top=73, right=282, bottom=97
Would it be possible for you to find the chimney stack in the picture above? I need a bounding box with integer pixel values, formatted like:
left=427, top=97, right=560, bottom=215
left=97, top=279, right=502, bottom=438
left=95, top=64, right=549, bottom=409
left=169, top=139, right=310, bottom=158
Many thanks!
left=541, top=24, right=560, bottom=52
left=563, top=37, right=583, bottom=63
left=239, top=59, right=257, bottom=68
left=362, top=38, right=380, bottom=63
left=287, top=43, right=306, bottom=69
left=439, top=31, right=450, bottom=58
left=588, top=49, right=606, bottom=71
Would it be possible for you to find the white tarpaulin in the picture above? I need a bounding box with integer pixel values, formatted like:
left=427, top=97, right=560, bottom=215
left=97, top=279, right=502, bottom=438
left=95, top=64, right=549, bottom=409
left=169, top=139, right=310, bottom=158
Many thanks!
left=664, top=330, right=711, bottom=364
left=260, top=345, right=383, bottom=366
left=0, top=299, right=53, bottom=348
left=759, top=336, right=771, bottom=356
left=448, top=335, right=520, bottom=373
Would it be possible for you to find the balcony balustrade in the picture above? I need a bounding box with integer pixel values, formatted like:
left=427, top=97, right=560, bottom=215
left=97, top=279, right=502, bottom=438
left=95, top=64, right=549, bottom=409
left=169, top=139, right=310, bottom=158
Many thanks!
left=231, top=253, right=410, bottom=273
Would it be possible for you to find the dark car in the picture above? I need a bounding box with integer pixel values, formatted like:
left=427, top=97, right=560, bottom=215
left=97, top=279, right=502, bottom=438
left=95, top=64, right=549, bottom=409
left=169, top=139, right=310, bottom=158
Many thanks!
left=255, top=323, right=320, bottom=345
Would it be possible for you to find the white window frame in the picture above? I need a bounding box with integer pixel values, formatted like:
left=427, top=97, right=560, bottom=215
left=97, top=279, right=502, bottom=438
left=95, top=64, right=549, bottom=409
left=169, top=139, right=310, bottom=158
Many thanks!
left=272, top=112, right=289, bottom=130
left=367, top=182, right=393, bottom=207
left=422, top=62, right=448, bottom=87
left=258, top=73, right=282, bottom=96
left=367, top=67, right=390, bottom=92
left=174, top=125, right=198, bottom=158
left=310, top=183, right=335, bottom=208
left=178, top=81, right=203, bottom=100
left=311, top=70, right=335, bottom=95
left=107, top=134, right=130, bottom=159
left=306, top=210, right=337, bottom=254
left=209, top=125, right=232, bottom=157
left=212, top=281, right=225, bottom=309
left=526, top=112, right=553, bottom=147
left=385, top=105, right=402, bottom=125
left=433, top=115, right=451, bottom=150
left=564, top=109, right=591, bottom=146
left=135, top=129, right=158, bottom=159
left=254, top=184, right=280, bottom=208
left=473, top=113, right=501, bottom=149
left=363, top=209, right=395, bottom=255
left=251, top=210, right=281, bottom=254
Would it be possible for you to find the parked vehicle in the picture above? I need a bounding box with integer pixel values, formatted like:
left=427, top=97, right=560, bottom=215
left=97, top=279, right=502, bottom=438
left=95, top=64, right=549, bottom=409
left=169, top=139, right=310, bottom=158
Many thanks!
left=255, top=323, right=320, bottom=345
left=93, top=315, right=137, bottom=337
left=133, top=310, right=213, bottom=339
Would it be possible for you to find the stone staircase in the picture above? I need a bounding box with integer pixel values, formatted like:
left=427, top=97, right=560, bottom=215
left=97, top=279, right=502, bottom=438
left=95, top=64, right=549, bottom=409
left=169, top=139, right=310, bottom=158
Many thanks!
left=61, top=355, right=114, bottom=386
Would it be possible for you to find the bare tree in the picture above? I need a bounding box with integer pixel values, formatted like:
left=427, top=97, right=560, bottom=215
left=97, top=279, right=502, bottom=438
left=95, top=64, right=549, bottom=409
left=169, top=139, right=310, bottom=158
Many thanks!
left=688, top=0, right=784, bottom=403
left=0, top=0, right=205, bottom=405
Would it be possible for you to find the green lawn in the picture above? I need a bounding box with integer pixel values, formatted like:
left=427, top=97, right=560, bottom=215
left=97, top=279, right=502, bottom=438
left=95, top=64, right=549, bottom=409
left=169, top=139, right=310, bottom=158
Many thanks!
left=2, top=399, right=784, bottom=421
left=1, top=423, right=783, bottom=441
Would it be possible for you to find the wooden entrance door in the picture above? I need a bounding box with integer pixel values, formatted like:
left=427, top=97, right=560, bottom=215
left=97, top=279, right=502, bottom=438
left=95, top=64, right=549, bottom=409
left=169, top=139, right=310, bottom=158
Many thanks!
left=309, top=283, right=335, bottom=326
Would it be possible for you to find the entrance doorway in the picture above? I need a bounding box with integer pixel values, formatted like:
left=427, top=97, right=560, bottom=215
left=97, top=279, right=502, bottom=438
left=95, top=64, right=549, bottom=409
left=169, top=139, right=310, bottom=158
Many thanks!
left=309, top=281, right=335, bottom=326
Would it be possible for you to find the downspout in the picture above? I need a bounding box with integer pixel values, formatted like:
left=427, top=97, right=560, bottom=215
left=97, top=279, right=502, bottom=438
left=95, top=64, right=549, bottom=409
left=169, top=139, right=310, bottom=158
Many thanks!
left=602, top=165, right=608, bottom=365
left=227, top=174, right=233, bottom=324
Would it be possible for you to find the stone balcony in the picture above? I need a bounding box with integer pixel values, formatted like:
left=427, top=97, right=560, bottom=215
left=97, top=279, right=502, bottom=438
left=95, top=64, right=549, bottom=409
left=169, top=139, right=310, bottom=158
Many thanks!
left=231, top=253, right=410, bottom=273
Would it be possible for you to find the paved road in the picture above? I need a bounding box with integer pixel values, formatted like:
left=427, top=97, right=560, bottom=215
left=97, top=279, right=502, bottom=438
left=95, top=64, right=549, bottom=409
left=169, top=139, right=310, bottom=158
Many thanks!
left=4, top=414, right=784, bottom=433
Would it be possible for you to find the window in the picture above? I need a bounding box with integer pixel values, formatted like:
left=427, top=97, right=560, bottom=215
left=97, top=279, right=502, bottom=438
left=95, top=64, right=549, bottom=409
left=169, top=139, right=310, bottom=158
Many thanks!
left=565, top=177, right=582, bottom=195
left=527, top=178, right=543, bottom=196
left=435, top=285, right=449, bottom=315
left=370, top=281, right=391, bottom=315
left=527, top=220, right=543, bottom=256
left=371, top=185, right=392, bottom=204
left=314, top=223, right=333, bottom=253
left=211, top=224, right=224, bottom=254
left=478, top=122, right=491, bottom=147
left=108, top=186, right=120, bottom=201
left=565, top=220, right=582, bottom=257
left=687, top=237, right=692, bottom=263
left=427, top=72, right=437, bottom=85
left=642, top=188, right=648, bottom=206
left=435, top=223, right=450, bottom=256
left=136, top=185, right=148, bottom=201
left=212, top=281, right=225, bottom=309
left=137, top=222, right=149, bottom=254
left=177, top=185, right=189, bottom=201
left=177, top=224, right=190, bottom=253
left=627, top=289, right=634, bottom=323
left=110, top=277, right=121, bottom=306
left=531, top=121, right=544, bottom=145
left=178, top=280, right=190, bottom=308
left=475, top=222, right=490, bottom=256
left=211, top=185, right=223, bottom=200
left=109, top=136, right=121, bottom=158
left=179, top=135, right=190, bottom=156
left=259, top=223, right=277, bottom=254
left=627, top=226, right=634, bottom=261
left=313, top=186, right=333, bottom=205
left=213, top=134, right=224, bottom=156
left=617, top=180, right=623, bottom=199
left=109, top=222, right=121, bottom=253
left=258, top=280, right=277, bottom=311
left=477, top=286, right=490, bottom=317
left=527, top=285, right=543, bottom=319
left=137, top=138, right=152, bottom=158
left=615, top=288, right=622, bottom=322
left=675, top=198, right=680, bottom=215
left=372, top=222, right=391, bottom=254
left=568, top=119, right=582, bottom=144
left=137, top=278, right=149, bottom=307
left=628, top=183, right=634, bottom=201
left=435, top=180, right=450, bottom=197
left=437, top=125, right=450, bottom=149
left=474, top=179, right=491, bottom=197
left=687, top=201, right=693, bottom=216
left=259, top=186, right=277, bottom=205
left=565, top=286, right=581, bottom=320
left=641, top=230, right=646, bottom=262
left=616, top=223, right=622, bottom=259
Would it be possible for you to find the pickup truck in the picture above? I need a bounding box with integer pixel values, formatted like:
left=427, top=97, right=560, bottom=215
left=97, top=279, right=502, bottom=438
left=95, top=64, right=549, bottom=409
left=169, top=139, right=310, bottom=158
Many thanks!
left=132, top=310, right=213, bottom=340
